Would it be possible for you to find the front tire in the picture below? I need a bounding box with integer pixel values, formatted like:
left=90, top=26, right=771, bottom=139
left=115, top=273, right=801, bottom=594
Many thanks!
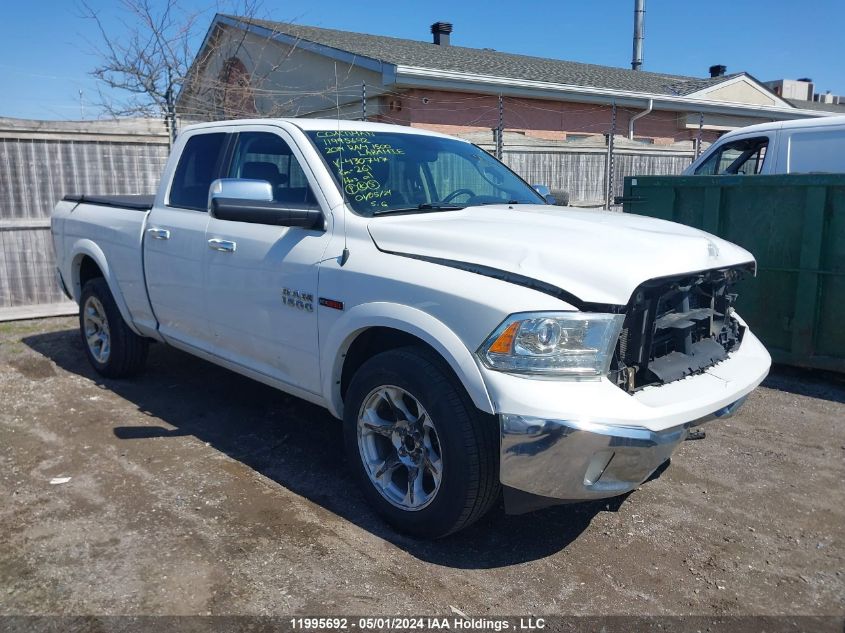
left=79, top=278, right=149, bottom=378
left=343, top=347, right=500, bottom=538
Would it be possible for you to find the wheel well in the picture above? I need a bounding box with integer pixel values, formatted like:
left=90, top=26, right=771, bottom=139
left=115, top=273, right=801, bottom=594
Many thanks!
left=77, top=255, right=104, bottom=290
left=340, top=327, right=451, bottom=402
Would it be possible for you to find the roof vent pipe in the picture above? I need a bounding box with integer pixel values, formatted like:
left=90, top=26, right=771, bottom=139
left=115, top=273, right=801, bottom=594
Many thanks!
left=628, top=98, right=653, bottom=139
left=431, top=22, right=452, bottom=46
left=631, top=0, right=645, bottom=70
left=709, top=64, right=727, bottom=78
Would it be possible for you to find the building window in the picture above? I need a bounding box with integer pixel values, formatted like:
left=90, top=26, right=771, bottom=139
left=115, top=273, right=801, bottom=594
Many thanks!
left=219, top=57, right=257, bottom=118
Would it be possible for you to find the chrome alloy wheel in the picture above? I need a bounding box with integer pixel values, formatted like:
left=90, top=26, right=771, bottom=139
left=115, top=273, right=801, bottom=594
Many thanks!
left=82, top=296, right=111, bottom=364
left=357, top=385, right=444, bottom=511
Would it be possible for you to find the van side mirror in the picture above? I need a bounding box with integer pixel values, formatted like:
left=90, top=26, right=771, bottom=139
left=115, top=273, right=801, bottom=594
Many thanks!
left=208, top=179, right=323, bottom=230
left=532, top=183, right=557, bottom=205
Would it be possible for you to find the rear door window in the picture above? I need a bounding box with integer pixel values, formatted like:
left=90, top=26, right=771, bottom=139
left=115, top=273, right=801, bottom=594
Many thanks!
left=695, top=136, right=769, bottom=175
left=169, top=133, right=228, bottom=210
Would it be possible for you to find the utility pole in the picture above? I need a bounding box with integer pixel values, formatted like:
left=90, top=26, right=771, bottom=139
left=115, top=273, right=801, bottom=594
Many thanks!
left=496, top=94, right=504, bottom=159
left=695, top=112, right=704, bottom=158
left=605, top=101, right=617, bottom=209
left=79, top=90, right=85, bottom=120
left=164, top=68, right=176, bottom=148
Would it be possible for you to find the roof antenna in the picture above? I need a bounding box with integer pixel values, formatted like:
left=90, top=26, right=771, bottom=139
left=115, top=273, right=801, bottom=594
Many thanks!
left=334, top=61, right=350, bottom=267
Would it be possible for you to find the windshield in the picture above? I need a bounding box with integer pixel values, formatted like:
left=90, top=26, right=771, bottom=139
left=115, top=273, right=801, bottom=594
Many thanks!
left=305, top=130, right=545, bottom=216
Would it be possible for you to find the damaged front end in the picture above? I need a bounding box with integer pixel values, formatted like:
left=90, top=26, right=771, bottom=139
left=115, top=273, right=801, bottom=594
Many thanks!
left=610, top=263, right=755, bottom=392
left=497, top=262, right=767, bottom=514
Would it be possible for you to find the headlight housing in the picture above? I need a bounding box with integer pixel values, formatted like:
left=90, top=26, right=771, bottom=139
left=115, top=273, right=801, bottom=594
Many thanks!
left=478, top=312, right=624, bottom=377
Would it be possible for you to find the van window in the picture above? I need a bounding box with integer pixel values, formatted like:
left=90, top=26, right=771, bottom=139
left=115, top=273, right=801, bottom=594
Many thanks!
left=788, top=129, right=845, bottom=173
left=695, top=136, right=769, bottom=175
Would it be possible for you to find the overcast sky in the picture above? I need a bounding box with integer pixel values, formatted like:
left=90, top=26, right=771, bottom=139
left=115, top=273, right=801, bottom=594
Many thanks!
left=3, top=0, right=843, bottom=120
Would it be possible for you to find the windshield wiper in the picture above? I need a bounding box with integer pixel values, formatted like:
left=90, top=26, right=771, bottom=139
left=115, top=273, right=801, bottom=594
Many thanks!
left=373, top=203, right=466, bottom=216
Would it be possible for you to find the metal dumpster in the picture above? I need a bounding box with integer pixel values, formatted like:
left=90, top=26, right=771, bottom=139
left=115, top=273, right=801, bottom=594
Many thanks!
left=621, top=174, right=845, bottom=372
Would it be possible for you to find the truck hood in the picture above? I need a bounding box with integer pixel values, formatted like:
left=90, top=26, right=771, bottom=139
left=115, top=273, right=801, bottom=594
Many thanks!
left=367, top=205, right=755, bottom=306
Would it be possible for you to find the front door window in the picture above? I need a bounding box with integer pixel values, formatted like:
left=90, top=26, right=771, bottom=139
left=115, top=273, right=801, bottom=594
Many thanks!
left=695, top=136, right=769, bottom=175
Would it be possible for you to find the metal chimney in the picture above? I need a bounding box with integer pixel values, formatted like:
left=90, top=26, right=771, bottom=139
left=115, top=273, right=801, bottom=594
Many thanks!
left=431, top=22, right=452, bottom=46
left=631, top=0, right=645, bottom=70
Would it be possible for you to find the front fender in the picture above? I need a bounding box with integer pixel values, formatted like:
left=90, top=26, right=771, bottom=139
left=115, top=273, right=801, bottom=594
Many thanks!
left=321, top=302, right=495, bottom=419
left=69, top=239, right=141, bottom=336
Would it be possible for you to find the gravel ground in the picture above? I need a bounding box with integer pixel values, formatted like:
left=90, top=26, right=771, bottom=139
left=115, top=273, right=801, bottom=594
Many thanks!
left=0, top=317, right=843, bottom=617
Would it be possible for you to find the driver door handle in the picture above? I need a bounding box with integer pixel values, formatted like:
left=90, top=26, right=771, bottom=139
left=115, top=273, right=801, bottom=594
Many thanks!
left=147, top=227, right=170, bottom=240
left=208, top=238, right=236, bottom=253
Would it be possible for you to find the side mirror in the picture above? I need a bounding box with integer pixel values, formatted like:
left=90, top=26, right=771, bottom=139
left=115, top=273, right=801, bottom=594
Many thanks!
left=532, top=183, right=557, bottom=205
left=209, top=178, right=273, bottom=205
left=208, top=179, right=323, bottom=230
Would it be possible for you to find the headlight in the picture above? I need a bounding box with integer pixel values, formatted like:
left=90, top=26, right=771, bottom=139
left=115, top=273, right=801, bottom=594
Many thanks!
left=478, top=312, right=624, bottom=377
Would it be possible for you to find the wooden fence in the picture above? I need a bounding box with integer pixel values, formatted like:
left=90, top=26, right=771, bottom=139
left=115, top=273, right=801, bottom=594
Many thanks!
left=0, top=118, right=169, bottom=319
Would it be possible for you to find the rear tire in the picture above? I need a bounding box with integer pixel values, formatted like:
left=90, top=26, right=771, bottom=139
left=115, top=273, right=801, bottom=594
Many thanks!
left=79, top=277, right=148, bottom=378
left=343, top=346, right=500, bottom=538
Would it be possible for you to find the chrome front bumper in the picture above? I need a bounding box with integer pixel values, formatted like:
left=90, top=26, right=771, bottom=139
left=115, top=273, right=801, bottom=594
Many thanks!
left=500, top=397, right=746, bottom=504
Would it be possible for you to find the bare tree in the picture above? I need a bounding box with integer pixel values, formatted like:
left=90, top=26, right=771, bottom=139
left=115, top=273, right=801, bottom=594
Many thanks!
left=82, top=1, right=372, bottom=143
left=81, top=0, right=197, bottom=143
left=80, top=0, right=278, bottom=144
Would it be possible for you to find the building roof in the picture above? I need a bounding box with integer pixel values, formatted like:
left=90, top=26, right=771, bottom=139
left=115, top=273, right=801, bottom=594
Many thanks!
left=228, top=16, right=741, bottom=97
left=785, top=98, right=845, bottom=114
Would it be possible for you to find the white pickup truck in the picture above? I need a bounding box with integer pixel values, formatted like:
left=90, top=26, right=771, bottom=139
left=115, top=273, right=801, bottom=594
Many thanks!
left=51, top=119, right=771, bottom=538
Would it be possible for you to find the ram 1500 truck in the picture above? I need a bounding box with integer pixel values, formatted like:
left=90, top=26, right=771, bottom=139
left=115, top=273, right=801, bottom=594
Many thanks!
left=51, top=119, right=771, bottom=538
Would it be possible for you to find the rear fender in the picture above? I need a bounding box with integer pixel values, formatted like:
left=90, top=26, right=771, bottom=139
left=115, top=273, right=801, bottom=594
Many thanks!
left=69, top=239, right=142, bottom=336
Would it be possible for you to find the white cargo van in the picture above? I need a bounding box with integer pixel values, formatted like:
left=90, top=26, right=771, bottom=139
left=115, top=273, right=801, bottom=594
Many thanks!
left=684, top=115, right=845, bottom=176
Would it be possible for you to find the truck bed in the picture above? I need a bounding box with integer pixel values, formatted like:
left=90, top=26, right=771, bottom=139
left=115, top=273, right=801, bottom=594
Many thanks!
left=63, top=194, right=155, bottom=211
left=53, top=195, right=157, bottom=334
